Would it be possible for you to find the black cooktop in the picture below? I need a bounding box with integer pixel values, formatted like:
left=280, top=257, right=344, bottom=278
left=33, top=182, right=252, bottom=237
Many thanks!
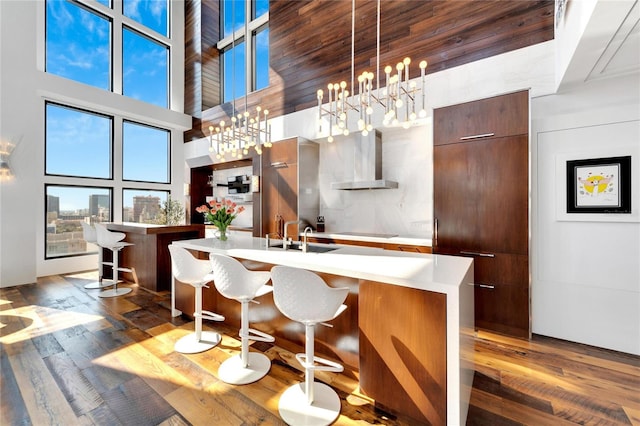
left=337, top=232, right=398, bottom=238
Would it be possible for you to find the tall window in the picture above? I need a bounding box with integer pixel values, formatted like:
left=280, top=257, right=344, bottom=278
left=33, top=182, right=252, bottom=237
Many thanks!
left=45, top=104, right=172, bottom=258
left=218, top=0, right=269, bottom=103
left=46, top=0, right=170, bottom=108
left=43, top=1, right=175, bottom=261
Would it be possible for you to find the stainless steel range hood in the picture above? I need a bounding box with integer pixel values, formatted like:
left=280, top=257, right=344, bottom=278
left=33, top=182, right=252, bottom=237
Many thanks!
left=330, top=130, right=398, bottom=190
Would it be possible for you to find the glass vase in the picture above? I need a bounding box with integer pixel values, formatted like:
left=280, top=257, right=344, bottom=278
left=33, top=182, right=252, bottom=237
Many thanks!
left=218, top=227, right=228, bottom=241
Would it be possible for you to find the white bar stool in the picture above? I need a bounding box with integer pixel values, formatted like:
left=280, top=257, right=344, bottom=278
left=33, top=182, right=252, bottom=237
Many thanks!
left=270, top=265, right=349, bottom=426
left=210, top=254, right=275, bottom=385
left=95, top=224, right=133, bottom=298
left=169, top=245, right=224, bottom=354
left=80, top=222, right=114, bottom=290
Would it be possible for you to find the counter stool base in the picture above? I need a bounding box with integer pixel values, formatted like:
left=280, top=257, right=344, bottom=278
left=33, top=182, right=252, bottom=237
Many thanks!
left=174, top=331, right=221, bottom=354
left=98, top=287, right=132, bottom=298
left=84, top=281, right=115, bottom=290
left=218, top=352, right=271, bottom=385
left=278, top=382, right=341, bottom=426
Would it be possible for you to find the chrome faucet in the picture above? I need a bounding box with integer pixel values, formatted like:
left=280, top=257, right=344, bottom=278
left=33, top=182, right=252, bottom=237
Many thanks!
left=301, top=226, right=313, bottom=253
left=283, top=220, right=301, bottom=250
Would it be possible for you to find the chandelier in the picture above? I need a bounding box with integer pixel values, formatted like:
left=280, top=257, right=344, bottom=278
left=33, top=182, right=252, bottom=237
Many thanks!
left=316, top=0, right=428, bottom=142
left=208, top=106, right=272, bottom=161
left=208, top=1, right=271, bottom=162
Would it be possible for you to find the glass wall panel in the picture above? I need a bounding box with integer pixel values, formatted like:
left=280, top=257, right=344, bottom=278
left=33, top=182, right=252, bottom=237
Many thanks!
left=123, top=189, right=168, bottom=223
left=123, top=121, right=169, bottom=183
left=45, top=185, right=112, bottom=259
left=46, top=0, right=111, bottom=90
left=222, top=0, right=245, bottom=38
left=254, top=26, right=269, bottom=91
left=123, top=27, right=169, bottom=108
left=222, top=41, right=246, bottom=103
left=45, top=103, right=112, bottom=179
left=123, top=0, right=168, bottom=36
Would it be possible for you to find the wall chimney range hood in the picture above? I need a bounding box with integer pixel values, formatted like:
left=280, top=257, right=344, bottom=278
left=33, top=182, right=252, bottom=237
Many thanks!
left=331, top=130, right=398, bottom=190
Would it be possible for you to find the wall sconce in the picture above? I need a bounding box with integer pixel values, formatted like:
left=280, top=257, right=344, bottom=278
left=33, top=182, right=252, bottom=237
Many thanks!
left=0, top=139, right=17, bottom=182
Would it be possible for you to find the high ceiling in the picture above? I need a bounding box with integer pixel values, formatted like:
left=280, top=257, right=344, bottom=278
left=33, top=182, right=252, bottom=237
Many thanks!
left=186, top=0, right=556, bottom=140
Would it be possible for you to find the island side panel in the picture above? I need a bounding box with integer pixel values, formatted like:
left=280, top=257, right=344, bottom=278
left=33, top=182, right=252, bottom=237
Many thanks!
left=359, top=280, right=447, bottom=426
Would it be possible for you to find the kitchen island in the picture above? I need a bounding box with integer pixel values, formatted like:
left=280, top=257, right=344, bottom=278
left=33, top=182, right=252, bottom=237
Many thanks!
left=171, top=235, right=473, bottom=425
left=105, top=223, right=204, bottom=292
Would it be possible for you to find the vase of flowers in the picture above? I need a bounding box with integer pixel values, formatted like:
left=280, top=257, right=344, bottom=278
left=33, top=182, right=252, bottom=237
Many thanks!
left=195, top=199, right=245, bottom=241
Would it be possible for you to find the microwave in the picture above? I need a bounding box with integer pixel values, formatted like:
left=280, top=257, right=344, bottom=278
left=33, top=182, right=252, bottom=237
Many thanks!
left=227, top=175, right=251, bottom=194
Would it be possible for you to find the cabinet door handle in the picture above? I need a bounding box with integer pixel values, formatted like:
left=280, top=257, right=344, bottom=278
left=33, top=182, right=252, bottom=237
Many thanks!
left=460, top=132, right=495, bottom=140
left=468, top=283, right=496, bottom=289
left=271, top=161, right=288, bottom=168
left=434, top=218, right=438, bottom=247
left=460, top=250, right=495, bottom=258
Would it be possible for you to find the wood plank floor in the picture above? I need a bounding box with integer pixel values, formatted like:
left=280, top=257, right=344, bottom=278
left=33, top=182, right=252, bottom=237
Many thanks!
left=1, top=272, right=639, bottom=425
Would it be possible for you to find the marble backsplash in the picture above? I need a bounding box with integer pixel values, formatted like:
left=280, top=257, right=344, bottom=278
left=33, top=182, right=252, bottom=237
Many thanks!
left=317, top=124, right=433, bottom=238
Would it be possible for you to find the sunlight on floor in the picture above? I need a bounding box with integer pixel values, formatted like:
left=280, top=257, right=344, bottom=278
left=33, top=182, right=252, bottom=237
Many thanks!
left=0, top=304, right=106, bottom=344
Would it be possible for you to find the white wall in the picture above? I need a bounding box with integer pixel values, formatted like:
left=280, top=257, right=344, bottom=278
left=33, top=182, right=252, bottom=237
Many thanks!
left=0, top=1, right=190, bottom=287
left=532, top=74, right=640, bottom=355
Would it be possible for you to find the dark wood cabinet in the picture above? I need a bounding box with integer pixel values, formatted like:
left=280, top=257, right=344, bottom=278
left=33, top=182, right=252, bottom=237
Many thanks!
left=434, top=90, right=529, bottom=145
left=259, top=137, right=320, bottom=239
left=434, top=90, right=530, bottom=339
left=261, top=138, right=299, bottom=238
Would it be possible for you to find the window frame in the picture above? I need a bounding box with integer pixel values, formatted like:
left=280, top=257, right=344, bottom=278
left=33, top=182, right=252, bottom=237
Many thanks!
left=44, top=101, right=114, bottom=181
left=44, top=183, right=113, bottom=260
left=44, top=0, right=114, bottom=92
left=122, top=24, right=171, bottom=108
left=122, top=119, right=172, bottom=185
left=217, top=1, right=269, bottom=102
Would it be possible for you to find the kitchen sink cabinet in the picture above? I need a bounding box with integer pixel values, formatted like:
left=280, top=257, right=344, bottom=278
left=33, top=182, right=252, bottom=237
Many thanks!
left=434, top=90, right=530, bottom=339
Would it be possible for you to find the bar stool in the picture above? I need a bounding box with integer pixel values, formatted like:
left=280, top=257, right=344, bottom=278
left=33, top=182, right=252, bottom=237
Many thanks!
left=169, top=245, right=224, bottom=354
left=80, top=222, right=113, bottom=290
left=270, top=265, right=349, bottom=426
left=210, top=254, right=275, bottom=385
left=95, top=224, right=133, bottom=298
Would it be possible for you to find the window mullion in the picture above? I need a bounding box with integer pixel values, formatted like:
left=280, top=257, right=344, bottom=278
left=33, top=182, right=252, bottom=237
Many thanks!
left=113, top=13, right=124, bottom=95
left=245, top=0, right=252, bottom=94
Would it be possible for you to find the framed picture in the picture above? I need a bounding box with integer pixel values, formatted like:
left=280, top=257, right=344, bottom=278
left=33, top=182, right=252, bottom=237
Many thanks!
left=566, top=156, right=632, bottom=213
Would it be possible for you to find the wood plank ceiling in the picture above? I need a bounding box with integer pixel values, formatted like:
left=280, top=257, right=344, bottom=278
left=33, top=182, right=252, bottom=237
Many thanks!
left=185, top=0, right=554, bottom=141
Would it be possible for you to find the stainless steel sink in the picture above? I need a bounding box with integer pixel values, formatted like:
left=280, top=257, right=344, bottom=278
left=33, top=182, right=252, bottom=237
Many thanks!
left=269, top=242, right=337, bottom=253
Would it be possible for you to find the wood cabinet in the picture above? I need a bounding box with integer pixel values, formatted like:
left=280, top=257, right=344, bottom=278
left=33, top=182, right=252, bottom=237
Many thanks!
left=433, top=90, right=530, bottom=339
left=261, top=138, right=299, bottom=238
left=259, top=137, right=319, bottom=239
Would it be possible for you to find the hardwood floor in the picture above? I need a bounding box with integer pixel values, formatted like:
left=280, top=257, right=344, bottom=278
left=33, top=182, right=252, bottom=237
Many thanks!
left=1, top=272, right=639, bottom=425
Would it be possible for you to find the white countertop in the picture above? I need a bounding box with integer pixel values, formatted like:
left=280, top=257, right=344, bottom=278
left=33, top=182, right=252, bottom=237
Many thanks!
left=172, top=235, right=470, bottom=295
left=305, top=231, right=432, bottom=247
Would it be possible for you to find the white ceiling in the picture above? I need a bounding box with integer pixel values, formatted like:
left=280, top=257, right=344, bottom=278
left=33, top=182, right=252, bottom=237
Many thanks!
left=560, top=0, right=640, bottom=89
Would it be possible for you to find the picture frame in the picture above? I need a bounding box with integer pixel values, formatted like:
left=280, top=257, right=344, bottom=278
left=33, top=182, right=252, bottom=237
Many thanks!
left=566, top=156, right=632, bottom=214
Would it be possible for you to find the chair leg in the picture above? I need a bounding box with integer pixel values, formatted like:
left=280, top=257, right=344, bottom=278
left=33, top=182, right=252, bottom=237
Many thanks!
left=99, top=248, right=132, bottom=298
left=174, top=283, right=221, bottom=354
left=305, top=323, right=315, bottom=405
left=217, top=299, right=272, bottom=385
left=194, top=285, right=203, bottom=342
left=84, top=247, right=114, bottom=289
left=240, top=300, right=250, bottom=368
